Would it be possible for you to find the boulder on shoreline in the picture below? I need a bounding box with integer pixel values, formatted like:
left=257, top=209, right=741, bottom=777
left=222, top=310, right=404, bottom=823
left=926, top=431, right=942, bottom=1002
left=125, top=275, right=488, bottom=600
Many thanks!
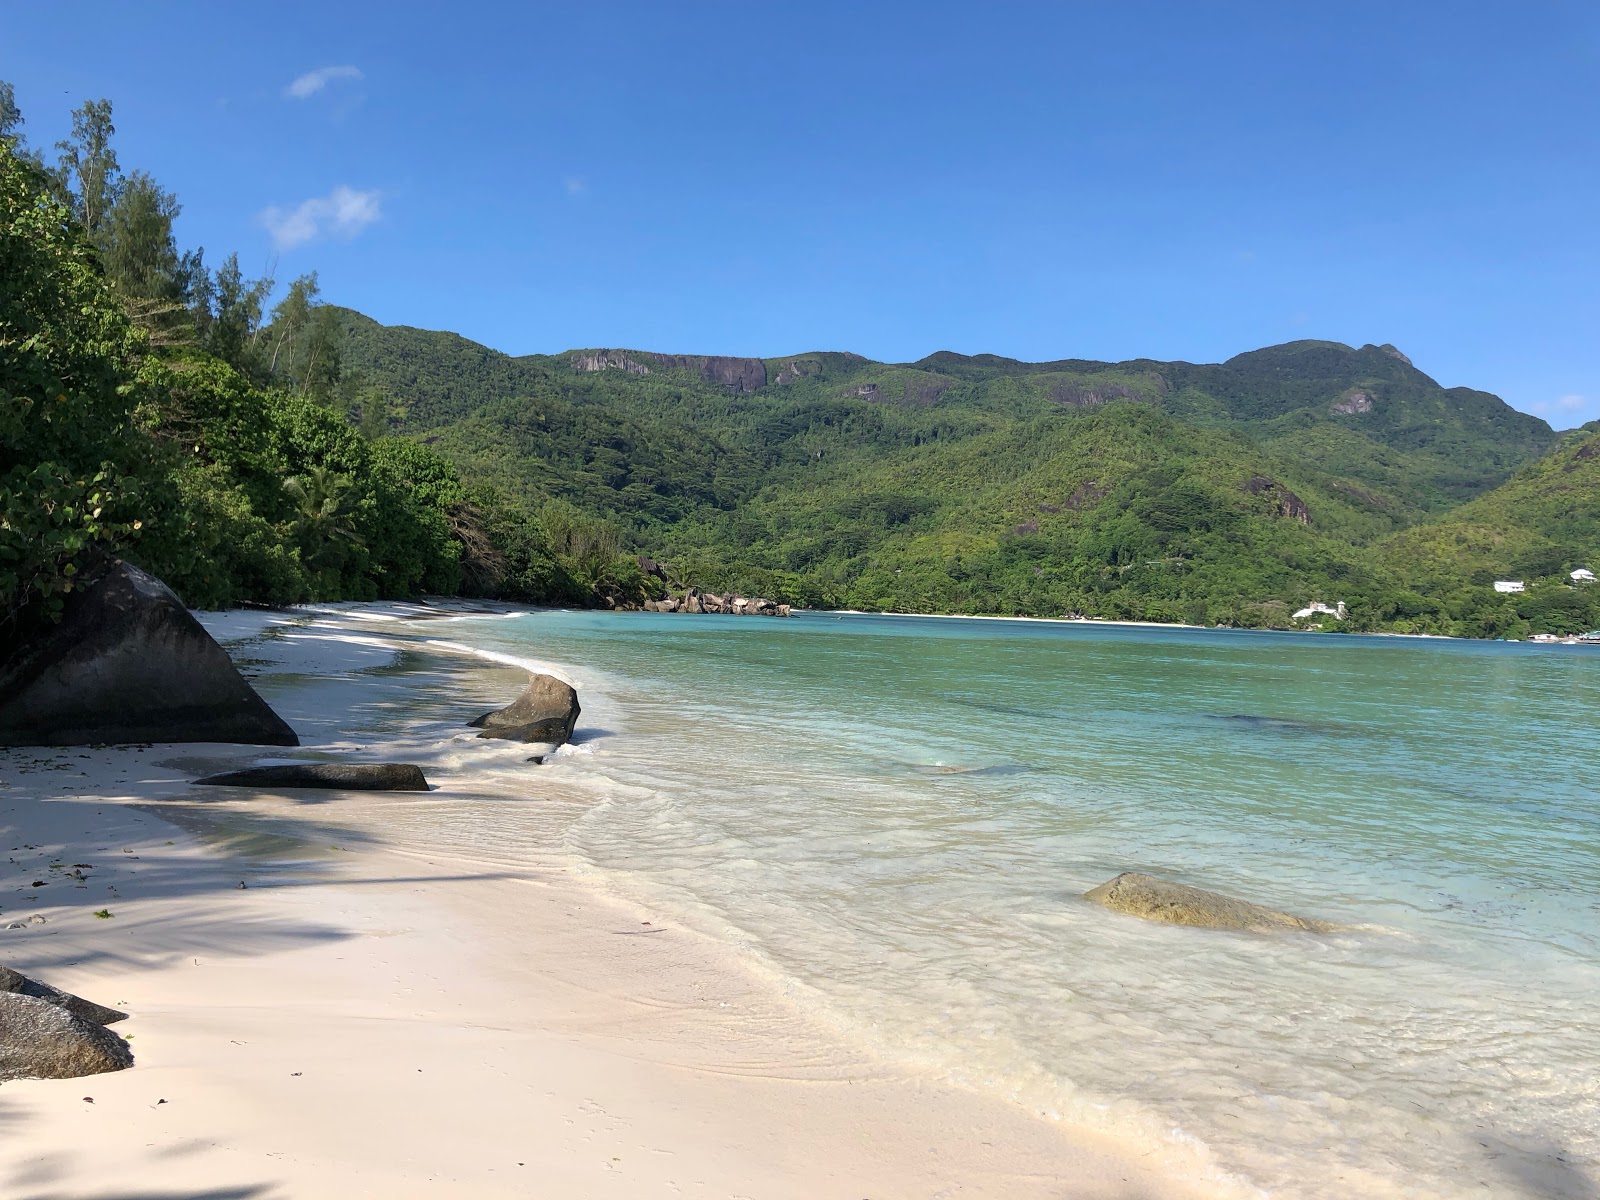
left=1084, top=872, right=1333, bottom=933
left=194, top=762, right=431, bottom=791
left=470, top=673, right=580, bottom=746
left=0, top=560, right=298, bottom=748
left=0, top=992, right=133, bottom=1082
left=0, top=966, right=127, bottom=1026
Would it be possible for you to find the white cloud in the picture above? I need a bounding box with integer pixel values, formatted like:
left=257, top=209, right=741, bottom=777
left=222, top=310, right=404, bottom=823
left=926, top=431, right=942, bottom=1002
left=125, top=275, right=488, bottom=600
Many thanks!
left=563, top=175, right=588, bottom=196
left=285, top=65, right=363, bottom=100
left=1532, top=394, right=1589, bottom=421
left=261, top=186, right=381, bottom=250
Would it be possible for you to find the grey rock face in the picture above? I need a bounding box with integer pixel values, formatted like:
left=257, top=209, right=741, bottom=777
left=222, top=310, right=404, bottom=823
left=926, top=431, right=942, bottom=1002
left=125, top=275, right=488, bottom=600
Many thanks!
left=0, top=560, right=298, bottom=748
left=194, top=762, right=431, bottom=791
left=1331, top=389, right=1375, bottom=415
left=0, top=966, right=127, bottom=1026
left=1084, top=872, right=1333, bottom=933
left=469, top=673, right=580, bottom=745
left=0, top=992, right=133, bottom=1082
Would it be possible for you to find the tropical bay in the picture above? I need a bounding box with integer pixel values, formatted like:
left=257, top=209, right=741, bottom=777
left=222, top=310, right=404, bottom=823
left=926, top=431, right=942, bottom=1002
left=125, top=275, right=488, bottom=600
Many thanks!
left=4, top=6, right=1599, bottom=1197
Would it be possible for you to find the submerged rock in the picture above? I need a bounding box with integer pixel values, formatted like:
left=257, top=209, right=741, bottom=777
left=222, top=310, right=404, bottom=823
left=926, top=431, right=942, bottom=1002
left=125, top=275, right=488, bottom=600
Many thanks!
left=0, top=560, right=297, bottom=748
left=1084, top=872, right=1333, bottom=933
left=0, top=992, right=133, bottom=1082
left=194, top=762, right=430, bottom=791
left=0, top=966, right=126, bottom=1026
left=470, top=673, right=580, bottom=746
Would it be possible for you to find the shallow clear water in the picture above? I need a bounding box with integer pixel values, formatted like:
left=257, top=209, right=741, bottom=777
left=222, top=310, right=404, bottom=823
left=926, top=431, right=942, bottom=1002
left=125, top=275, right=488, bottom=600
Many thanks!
left=428, top=611, right=1600, bottom=1198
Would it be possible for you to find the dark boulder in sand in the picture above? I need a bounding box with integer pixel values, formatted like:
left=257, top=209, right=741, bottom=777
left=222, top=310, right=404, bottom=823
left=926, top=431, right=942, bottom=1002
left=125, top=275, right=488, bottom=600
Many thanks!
left=0, top=560, right=297, bottom=748
left=0, top=992, right=133, bottom=1082
left=1084, top=872, right=1333, bottom=933
left=0, top=966, right=126, bottom=1026
left=194, top=762, right=430, bottom=791
left=470, top=673, right=580, bottom=746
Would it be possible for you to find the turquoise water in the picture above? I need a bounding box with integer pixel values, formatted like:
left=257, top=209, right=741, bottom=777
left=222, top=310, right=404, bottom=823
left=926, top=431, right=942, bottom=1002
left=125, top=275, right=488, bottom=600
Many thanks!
left=444, top=611, right=1600, bottom=1198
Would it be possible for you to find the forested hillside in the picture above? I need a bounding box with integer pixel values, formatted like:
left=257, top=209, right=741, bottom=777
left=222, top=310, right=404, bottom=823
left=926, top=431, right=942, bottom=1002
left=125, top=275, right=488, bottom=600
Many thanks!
left=330, top=306, right=1595, bottom=637
left=5, top=84, right=1595, bottom=642
left=1, top=90, right=653, bottom=655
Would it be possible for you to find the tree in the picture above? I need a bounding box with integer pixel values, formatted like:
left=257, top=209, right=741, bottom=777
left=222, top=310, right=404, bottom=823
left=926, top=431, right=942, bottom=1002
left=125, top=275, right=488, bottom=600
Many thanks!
left=0, top=81, right=23, bottom=148
left=0, top=139, right=153, bottom=644
left=55, top=99, right=121, bottom=240
left=283, top=465, right=363, bottom=571
left=103, top=170, right=190, bottom=340
left=190, top=251, right=273, bottom=377
left=266, top=272, right=342, bottom=399
left=0, top=80, right=47, bottom=174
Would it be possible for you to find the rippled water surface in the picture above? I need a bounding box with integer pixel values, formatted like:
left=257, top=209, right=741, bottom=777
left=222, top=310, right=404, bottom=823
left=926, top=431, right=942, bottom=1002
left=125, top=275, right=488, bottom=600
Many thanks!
left=415, top=611, right=1600, bottom=1198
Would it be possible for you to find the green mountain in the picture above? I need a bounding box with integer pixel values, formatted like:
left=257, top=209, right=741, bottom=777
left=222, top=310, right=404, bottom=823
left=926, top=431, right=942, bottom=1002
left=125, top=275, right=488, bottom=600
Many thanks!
left=337, top=310, right=1554, bottom=526
left=1381, top=427, right=1600, bottom=585
left=330, top=308, right=1596, bottom=635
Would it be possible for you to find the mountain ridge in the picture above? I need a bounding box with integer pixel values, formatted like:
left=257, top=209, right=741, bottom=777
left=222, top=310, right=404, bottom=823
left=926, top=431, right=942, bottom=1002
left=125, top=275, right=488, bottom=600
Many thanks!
left=323, top=306, right=1599, bottom=636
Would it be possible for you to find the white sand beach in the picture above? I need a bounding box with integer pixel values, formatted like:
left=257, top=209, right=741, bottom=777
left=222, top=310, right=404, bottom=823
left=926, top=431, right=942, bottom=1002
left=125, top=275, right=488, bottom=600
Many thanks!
left=0, top=605, right=1214, bottom=1200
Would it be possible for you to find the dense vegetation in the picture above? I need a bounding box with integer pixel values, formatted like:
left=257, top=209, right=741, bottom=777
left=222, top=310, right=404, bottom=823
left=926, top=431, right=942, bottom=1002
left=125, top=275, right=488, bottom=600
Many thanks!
left=5, top=84, right=1596, bottom=642
left=1, top=90, right=651, bottom=652
left=331, top=312, right=1598, bottom=637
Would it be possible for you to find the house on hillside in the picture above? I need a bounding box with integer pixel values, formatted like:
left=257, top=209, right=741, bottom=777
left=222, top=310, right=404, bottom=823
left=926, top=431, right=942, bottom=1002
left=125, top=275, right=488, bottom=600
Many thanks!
left=1572, top=568, right=1596, bottom=583
left=1293, top=600, right=1346, bottom=621
left=1493, top=580, right=1526, bottom=594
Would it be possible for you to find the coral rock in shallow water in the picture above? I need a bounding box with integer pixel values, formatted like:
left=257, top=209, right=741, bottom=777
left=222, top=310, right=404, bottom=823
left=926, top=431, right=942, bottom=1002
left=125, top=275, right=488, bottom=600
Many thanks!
left=0, top=966, right=126, bottom=1026
left=470, top=673, right=580, bottom=746
left=1084, top=872, right=1333, bottom=933
left=194, top=762, right=431, bottom=791
left=0, top=992, right=133, bottom=1082
left=0, top=560, right=297, bottom=748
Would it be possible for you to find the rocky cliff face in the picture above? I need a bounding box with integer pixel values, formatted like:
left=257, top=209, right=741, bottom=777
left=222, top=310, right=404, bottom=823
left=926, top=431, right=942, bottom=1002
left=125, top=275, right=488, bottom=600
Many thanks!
left=571, top=351, right=653, bottom=376
left=570, top=351, right=767, bottom=392
left=1049, top=380, right=1145, bottom=407
left=1331, top=388, right=1375, bottom=415
left=774, top=358, right=822, bottom=385
left=1244, top=475, right=1311, bottom=524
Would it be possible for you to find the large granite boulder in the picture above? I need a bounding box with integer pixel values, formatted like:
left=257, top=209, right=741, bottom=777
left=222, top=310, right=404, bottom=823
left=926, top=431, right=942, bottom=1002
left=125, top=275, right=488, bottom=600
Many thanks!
left=0, top=560, right=297, bottom=747
left=1084, top=872, right=1333, bottom=933
left=470, top=673, right=580, bottom=746
left=0, top=992, right=133, bottom=1082
left=194, top=762, right=430, bottom=791
left=0, top=966, right=126, bottom=1026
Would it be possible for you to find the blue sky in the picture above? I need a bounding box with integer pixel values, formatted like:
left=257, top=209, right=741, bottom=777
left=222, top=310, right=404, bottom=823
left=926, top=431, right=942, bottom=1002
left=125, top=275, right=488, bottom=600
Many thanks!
left=5, top=1, right=1597, bottom=426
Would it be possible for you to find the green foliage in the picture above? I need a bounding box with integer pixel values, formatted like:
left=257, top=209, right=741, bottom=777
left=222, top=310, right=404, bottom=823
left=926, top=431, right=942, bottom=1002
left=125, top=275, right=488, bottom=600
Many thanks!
left=53, top=99, right=119, bottom=238
left=330, top=309, right=1587, bottom=636
left=0, top=87, right=611, bottom=625
left=538, top=499, right=653, bottom=605
left=266, top=273, right=342, bottom=399
left=1368, top=430, right=1600, bottom=636
left=0, top=141, right=154, bottom=640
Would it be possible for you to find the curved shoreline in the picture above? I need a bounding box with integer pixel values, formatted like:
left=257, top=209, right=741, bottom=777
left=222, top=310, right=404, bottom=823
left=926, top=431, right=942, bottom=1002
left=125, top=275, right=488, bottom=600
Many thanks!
left=0, top=602, right=1225, bottom=1200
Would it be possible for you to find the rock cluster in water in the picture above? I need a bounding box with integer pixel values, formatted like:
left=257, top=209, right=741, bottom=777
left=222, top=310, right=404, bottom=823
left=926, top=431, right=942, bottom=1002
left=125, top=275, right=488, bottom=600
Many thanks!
left=1084, top=872, right=1333, bottom=933
left=0, top=967, right=132, bottom=1082
left=643, top=588, right=792, bottom=617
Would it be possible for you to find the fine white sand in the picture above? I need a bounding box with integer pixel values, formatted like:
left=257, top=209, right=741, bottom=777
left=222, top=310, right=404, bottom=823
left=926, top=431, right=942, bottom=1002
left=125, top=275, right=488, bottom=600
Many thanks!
left=0, top=604, right=1216, bottom=1200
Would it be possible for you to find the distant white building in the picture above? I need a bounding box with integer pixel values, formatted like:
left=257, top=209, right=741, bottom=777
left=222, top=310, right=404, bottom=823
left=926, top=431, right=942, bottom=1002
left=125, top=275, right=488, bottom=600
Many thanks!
left=1572, top=568, right=1596, bottom=583
left=1494, top=580, right=1526, bottom=594
left=1293, top=600, right=1346, bottom=621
